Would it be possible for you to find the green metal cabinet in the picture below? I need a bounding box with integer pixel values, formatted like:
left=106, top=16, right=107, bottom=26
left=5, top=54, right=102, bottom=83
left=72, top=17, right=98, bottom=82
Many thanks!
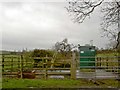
left=78, top=46, right=96, bottom=68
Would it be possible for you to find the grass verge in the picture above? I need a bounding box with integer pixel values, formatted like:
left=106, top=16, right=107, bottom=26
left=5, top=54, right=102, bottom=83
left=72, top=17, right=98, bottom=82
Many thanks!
left=2, top=78, right=119, bottom=88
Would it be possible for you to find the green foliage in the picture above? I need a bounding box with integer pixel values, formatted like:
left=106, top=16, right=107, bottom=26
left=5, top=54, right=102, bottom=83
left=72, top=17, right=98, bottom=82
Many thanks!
left=56, top=52, right=73, bottom=59
left=31, top=49, right=54, bottom=57
left=97, top=49, right=118, bottom=56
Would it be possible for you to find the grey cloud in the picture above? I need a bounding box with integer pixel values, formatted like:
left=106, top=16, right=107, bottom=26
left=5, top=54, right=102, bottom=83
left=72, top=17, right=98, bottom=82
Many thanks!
left=2, top=2, right=109, bottom=51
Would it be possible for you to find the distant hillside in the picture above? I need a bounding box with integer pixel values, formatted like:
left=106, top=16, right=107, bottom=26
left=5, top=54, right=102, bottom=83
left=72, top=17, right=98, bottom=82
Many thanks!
left=0, top=50, right=11, bottom=55
left=0, top=50, right=22, bottom=55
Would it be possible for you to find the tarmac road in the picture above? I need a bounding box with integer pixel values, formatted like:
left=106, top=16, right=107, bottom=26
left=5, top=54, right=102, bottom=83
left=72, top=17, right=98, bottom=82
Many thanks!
left=48, top=69, right=118, bottom=79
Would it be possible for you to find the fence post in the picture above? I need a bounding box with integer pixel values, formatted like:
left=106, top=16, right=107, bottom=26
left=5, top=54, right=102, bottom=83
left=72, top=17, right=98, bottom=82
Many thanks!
left=20, top=55, right=23, bottom=79
left=11, top=56, right=13, bottom=75
left=71, top=51, right=76, bottom=79
left=18, top=56, right=20, bottom=69
left=106, top=57, right=108, bottom=70
left=118, top=49, right=120, bottom=82
left=2, top=55, right=4, bottom=72
left=44, top=55, right=48, bottom=80
left=96, top=57, right=98, bottom=68
left=100, top=57, right=101, bottom=68
left=96, top=57, right=101, bottom=69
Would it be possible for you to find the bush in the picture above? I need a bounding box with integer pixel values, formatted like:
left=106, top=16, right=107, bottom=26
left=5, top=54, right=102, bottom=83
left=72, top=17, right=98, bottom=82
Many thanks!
left=31, top=49, right=54, bottom=57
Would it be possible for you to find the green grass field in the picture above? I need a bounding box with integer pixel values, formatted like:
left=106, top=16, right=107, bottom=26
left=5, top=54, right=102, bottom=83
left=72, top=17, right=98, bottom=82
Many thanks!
left=2, top=78, right=119, bottom=88
left=1, top=54, right=34, bottom=71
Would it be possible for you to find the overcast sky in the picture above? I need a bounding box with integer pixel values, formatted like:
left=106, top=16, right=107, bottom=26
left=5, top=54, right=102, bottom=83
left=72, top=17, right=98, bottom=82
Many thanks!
left=1, top=0, right=110, bottom=51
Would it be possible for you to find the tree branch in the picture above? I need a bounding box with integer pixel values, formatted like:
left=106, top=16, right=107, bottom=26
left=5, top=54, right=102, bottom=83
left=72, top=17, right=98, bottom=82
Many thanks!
left=116, top=31, right=120, bottom=48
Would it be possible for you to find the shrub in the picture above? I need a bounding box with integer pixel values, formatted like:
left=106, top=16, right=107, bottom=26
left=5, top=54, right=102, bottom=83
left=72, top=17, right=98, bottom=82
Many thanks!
left=31, top=49, right=54, bottom=57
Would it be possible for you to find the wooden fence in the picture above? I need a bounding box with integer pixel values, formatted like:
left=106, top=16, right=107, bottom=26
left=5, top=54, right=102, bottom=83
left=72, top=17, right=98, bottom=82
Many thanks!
left=1, top=54, right=77, bottom=79
left=96, top=56, right=119, bottom=73
left=78, top=56, right=119, bottom=73
left=1, top=54, right=119, bottom=79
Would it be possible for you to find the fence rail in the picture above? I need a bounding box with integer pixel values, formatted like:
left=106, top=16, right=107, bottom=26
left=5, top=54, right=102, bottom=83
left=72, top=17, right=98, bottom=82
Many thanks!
left=1, top=54, right=119, bottom=79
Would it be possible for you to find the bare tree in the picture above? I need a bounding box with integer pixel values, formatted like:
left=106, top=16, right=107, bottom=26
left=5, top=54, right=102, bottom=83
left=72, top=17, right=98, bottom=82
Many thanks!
left=105, top=40, right=117, bottom=49
left=66, top=0, right=120, bottom=50
left=54, top=38, right=76, bottom=52
left=101, top=1, right=120, bottom=48
left=54, top=38, right=72, bottom=52
left=66, top=0, right=103, bottom=23
left=66, top=0, right=120, bottom=81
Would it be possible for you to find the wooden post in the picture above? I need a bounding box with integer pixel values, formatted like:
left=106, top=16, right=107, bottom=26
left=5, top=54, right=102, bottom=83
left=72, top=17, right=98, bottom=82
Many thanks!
left=42, top=58, right=44, bottom=68
left=44, top=55, right=48, bottom=80
left=71, top=51, right=76, bottom=79
left=11, top=56, right=13, bottom=75
left=2, top=55, right=4, bottom=72
left=118, top=49, right=120, bottom=81
left=25, top=56, right=27, bottom=67
left=97, top=57, right=100, bottom=68
left=94, top=57, right=97, bottom=79
left=44, top=61, right=47, bottom=79
left=96, top=57, right=98, bottom=68
left=20, top=55, right=23, bottom=79
left=100, top=57, right=101, bottom=68
left=18, top=56, right=20, bottom=69
left=106, top=57, right=108, bottom=70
